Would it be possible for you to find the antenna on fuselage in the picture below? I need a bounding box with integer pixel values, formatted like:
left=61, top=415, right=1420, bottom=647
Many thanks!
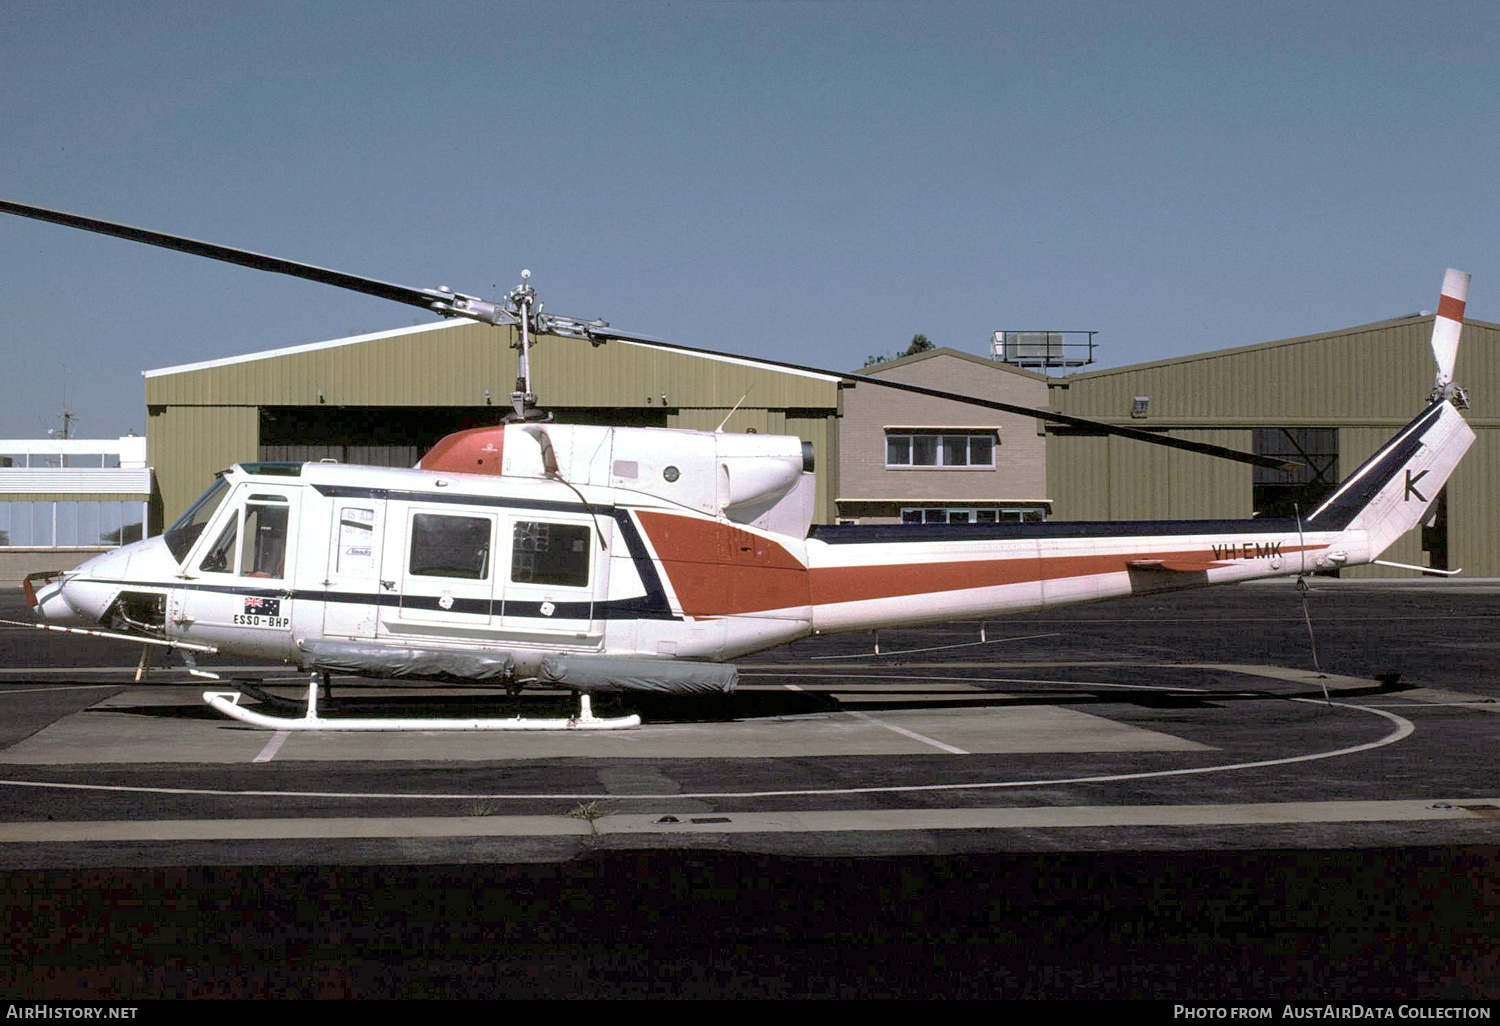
left=715, top=386, right=756, bottom=432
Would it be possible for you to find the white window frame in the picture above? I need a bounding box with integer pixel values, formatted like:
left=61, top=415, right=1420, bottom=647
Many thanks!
left=900, top=506, right=1046, bottom=524
left=885, top=431, right=997, bottom=469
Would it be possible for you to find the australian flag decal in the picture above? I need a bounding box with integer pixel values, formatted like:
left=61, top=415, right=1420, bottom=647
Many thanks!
left=244, top=597, right=281, bottom=617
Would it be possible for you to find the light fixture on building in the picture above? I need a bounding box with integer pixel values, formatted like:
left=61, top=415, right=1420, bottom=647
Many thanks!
left=1131, top=396, right=1150, bottom=419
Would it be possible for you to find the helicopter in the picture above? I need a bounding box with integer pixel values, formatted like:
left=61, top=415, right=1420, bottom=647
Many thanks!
left=0, top=200, right=1476, bottom=730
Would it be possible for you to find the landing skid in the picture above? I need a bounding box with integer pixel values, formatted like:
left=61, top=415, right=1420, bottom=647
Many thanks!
left=202, top=674, right=641, bottom=731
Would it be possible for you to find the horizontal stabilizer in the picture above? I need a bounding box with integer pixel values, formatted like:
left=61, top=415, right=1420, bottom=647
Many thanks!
left=1126, top=559, right=1227, bottom=573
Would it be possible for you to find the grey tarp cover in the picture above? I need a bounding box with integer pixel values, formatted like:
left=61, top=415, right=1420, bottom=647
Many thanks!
left=299, top=639, right=516, bottom=682
left=539, top=655, right=738, bottom=694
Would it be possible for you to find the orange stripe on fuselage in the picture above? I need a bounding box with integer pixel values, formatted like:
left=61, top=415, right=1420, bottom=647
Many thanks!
left=634, top=510, right=811, bottom=617
left=808, top=546, right=1319, bottom=607
left=810, top=551, right=1177, bottom=605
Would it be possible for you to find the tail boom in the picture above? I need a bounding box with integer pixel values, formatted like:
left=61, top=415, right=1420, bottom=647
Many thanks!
left=805, top=520, right=1356, bottom=634
left=804, top=396, right=1474, bottom=633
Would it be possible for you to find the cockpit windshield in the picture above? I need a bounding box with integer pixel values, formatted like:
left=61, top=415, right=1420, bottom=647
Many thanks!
left=163, top=477, right=231, bottom=562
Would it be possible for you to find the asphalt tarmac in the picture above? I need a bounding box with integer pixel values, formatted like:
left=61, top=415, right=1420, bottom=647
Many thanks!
left=1, top=580, right=1495, bottom=1000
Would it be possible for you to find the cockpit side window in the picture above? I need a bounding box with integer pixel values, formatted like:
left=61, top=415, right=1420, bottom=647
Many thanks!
left=164, top=478, right=231, bottom=562
left=199, top=513, right=240, bottom=574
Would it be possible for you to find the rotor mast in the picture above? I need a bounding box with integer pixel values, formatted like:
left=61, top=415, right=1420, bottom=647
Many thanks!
left=495, top=270, right=615, bottom=422
left=505, top=271, right=542, bottom=422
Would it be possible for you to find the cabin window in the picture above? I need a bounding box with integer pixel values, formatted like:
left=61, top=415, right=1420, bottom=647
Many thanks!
left=885, top=431, right=997, bottom=468
left=336, top=507, right=377, bottom=575
left=242, top=502, right=289, bottom=578
left=511, top=521, right=590, bottom=587
left=409, top=513, right=491, bottom=580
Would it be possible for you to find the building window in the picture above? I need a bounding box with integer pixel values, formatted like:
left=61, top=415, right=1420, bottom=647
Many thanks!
left=900, top=506, right=1045, bottom=524
left=0, top=500, right=148, bottom=549
left=885, top=431, right=997, bottom=468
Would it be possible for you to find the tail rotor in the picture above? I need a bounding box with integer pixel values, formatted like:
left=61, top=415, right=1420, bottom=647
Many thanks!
left=1431, top=268, right=1470, bottom=407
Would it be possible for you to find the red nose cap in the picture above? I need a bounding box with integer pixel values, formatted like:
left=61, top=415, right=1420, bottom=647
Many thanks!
left=418, top=426, right=506, bottom=476
left=22, top=570, right=64, bottom=609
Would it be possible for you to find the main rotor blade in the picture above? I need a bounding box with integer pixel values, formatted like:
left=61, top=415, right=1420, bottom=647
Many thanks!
left=595, top=330, right=1300, bottom=471
left=1, top=198, right=1294, bottom=469
left=0, top=199, right=502, bottom=321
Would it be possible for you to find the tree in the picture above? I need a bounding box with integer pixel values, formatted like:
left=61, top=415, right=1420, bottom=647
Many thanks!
left=902, top=333, right=933, bottom=357
left=864, top=334, right=933, bottom=367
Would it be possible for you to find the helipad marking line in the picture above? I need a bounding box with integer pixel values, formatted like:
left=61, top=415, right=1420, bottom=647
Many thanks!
left=784, top=682, right=970, bottom=752
left=0, top=700, right=1413, bottom=801
left=0, top=797, right=1494, bottom=843
left=842, top=709, right=969, bottom=754
left=253, top=731, right=290, bottom=763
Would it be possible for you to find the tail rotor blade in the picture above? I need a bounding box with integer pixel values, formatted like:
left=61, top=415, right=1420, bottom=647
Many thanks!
left=1432, top=268, right=1469, bottom=389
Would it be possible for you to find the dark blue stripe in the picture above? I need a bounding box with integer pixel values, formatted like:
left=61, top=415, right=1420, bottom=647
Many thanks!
left=811, top=518, right=1304, bottom=544
left=1303, top=401, right=1446, bottom=530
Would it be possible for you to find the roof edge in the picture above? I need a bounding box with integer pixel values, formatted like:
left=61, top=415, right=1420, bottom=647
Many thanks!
left=1058, top=315, right=1500, bottom=383
left=143, top=319, right=474, bottom=378
left=854, top=346, right=1050, bottom=381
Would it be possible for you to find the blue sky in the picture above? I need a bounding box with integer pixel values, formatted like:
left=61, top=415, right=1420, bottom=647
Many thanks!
left=2, top=0, right=1497, bottom=440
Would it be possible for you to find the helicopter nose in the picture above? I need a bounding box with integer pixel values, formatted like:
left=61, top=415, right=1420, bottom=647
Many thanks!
left=30, top=576, right=83, bottom=624
left=25, top=547, right=129, bottom=626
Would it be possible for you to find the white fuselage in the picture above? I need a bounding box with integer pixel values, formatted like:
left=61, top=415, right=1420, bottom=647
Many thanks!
left=30, top=399, right=1470, bottom=682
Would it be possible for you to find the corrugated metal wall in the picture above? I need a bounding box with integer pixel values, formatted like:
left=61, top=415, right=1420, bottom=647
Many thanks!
left=1050, top=429, right=1251, bottom=521
left=145, top=405, right=267, bottom=529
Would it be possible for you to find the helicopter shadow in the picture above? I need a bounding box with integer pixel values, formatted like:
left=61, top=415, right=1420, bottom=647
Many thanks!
left=90, top=672, right=1411, bottom=727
